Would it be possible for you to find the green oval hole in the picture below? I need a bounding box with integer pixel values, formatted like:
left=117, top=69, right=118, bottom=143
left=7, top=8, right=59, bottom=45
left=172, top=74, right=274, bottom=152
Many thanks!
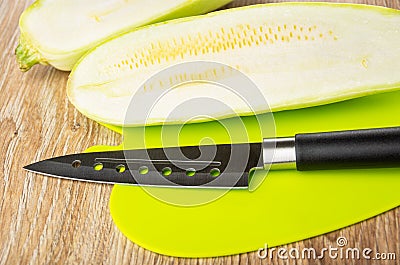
left=93, top=162, right=103, bottom=171
left=186, top=168, right=196, bottom=177
left=139, top=166, right=149, bottom=175
left=116, top=164, right=126, bottom=173
left=210, top=168, right=220, bottom=177
left=162, top=167, right=172, bottom=176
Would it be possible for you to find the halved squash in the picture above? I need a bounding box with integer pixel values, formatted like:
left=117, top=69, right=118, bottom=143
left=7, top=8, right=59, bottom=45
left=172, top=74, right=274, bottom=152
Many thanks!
left=16, top=0, right=232, bottom=71
left=67, top=3, right=400, bottom=126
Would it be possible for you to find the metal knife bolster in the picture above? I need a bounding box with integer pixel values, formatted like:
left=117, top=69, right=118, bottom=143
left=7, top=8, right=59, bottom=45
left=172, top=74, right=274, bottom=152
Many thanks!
left=262, top=137, right=296, bottom=170
left=262, top=127, right=400, bottom=171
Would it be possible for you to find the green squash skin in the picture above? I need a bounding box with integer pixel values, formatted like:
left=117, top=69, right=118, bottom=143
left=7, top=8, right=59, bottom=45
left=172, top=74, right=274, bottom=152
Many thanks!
left=68, top=2, right=400, bottom=127
left=16, top=0, right=232, bottom=71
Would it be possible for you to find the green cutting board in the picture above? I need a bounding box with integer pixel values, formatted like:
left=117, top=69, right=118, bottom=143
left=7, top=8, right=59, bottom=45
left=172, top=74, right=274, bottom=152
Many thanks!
left=87, top=90, right=400, bottom=257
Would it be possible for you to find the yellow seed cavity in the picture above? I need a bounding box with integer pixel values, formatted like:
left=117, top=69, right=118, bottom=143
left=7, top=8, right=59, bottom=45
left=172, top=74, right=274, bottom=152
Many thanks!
left=113, top=23, right=334, bottom=71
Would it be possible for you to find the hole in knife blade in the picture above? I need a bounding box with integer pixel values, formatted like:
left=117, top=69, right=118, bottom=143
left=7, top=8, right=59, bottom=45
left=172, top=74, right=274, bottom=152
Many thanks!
left=186, top=168, right=196, bottom=177
left=139, top=166, right=149, bottom=175
left=210, top=168, right=220, bottom=177
left=116, top=164, right=126, bottom=173
left=162, top=167, right=172, bottom=176
left=72, top=160, right=81, bottom=168
left=93, top=162, right=104, bottom=171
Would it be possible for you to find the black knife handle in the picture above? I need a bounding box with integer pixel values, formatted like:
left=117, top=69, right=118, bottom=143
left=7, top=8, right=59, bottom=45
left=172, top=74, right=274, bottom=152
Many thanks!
left=295, top=127, right=400, bottom=171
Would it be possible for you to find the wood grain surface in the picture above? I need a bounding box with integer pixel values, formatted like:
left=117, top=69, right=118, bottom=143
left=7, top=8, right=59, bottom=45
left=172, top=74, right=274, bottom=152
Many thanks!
left=0, top=0, right=399, bottom=264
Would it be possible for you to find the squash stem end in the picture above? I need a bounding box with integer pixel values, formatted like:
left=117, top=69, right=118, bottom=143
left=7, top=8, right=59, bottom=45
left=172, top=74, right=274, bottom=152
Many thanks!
left=15, top=36, right=46, bottom=72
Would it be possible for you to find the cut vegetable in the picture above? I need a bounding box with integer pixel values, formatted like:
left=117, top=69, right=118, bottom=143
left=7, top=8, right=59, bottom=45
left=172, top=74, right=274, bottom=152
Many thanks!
left=67, top=3, right=400, bottom=126
left=16, top=0, right=232, bottom=71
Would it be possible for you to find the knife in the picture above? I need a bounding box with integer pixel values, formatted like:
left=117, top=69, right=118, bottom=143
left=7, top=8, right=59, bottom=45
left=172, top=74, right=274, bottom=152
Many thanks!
left=24, top=127, right=400, bottom=189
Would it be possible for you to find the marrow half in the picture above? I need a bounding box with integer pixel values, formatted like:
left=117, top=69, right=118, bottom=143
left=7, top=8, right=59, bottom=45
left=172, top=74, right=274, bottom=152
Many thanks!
left=67, top=3, right=400, bottom=126
left=16, top=0, right=232, bottom=71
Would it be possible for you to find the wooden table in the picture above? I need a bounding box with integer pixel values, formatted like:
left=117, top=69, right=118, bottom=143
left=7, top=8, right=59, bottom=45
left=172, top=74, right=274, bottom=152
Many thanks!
left=1, top=0, right=399, bottom=264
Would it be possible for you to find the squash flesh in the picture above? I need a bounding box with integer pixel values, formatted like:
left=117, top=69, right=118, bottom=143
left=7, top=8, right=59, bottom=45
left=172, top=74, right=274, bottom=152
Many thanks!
left=16, top=0, right=232, bottom=71
left=68, top=3, right=400, bottom=126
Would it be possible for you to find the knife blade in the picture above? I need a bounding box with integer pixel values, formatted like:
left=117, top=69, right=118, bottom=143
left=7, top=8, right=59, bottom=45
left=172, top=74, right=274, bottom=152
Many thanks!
left=24, top=127, right=400, bottom=189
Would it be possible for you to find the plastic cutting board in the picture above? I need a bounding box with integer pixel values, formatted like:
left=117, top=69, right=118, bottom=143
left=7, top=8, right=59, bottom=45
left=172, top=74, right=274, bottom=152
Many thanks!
left=86, top=90, right=400, bottom=257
